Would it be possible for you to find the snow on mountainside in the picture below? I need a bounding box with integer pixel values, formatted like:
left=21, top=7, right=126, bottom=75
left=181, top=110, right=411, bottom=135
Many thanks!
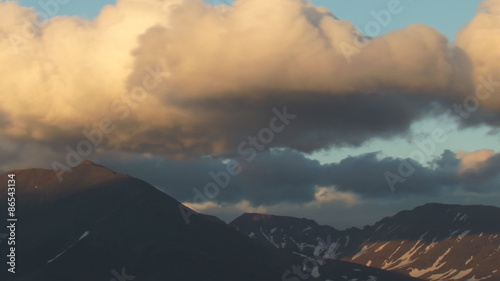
left=230, top=203, right=500, bottom=281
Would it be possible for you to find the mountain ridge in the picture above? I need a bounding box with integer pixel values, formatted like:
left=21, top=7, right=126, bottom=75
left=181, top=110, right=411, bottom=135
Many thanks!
left=0, top=162, right=421, bottom=281
left=230, top=204, right=500, bottom=281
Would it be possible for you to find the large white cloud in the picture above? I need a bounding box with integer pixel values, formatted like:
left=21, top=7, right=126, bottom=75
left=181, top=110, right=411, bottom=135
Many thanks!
left=457, top=0, right=500, bottom=110
left=0, top=0, right=498, bottom=160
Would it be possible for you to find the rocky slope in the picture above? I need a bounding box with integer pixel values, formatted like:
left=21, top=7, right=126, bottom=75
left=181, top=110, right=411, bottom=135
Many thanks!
left=230, top=203, right=500, bottom=281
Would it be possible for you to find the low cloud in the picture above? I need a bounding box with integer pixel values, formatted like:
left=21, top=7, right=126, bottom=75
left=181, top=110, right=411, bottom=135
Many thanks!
left=97, top=149, right=500, bottom=207
left=457, top=149, right=500, bottom=183
left=307, top=186, right=360, bottom=207
left=457, top=149, right=496, bottom=174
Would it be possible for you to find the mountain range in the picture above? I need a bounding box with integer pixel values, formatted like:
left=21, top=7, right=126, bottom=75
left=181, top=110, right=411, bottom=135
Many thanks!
left=230, top=204, right=500, bottom=281
left=0, top=161, right=498, bottom=281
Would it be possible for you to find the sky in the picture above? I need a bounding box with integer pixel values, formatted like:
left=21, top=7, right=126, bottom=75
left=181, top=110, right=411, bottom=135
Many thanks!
left=0, top=0, right=499, bottom=229
left=11, top=0, right=484, bottom=39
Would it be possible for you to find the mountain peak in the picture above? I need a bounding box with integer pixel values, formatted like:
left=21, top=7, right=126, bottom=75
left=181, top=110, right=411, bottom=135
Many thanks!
left=0, top=161, right=126, bottom=212
left=74, top=160, right=117, bottom=173
left=80, top=159, right=100, bottom=166
left=241, top=213, right=275, bottom=222
left=234, top=213, right=317, bottom=224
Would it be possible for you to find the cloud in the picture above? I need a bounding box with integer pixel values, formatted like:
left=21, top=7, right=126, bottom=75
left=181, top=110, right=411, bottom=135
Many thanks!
left=2, top=0, right=499, bottom=161
left=457, top=149, right=500, bottom=182
left=457, top=149, right=495, bottom=173
left=182, top=190, right=500, bottom=229
left=95, top=148, right=500, bottom=208
left=0, top=136, right=61, bottom=173
left=307, top=186, right=360, bottom=207
left=457, top=0, right=500, bottom=111
left=185, top=199, right=269, bottom=215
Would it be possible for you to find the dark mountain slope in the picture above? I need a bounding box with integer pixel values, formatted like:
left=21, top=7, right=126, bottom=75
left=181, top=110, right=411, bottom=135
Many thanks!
left=1, top=162, right=289, bottom=281
left=0, top=161, right=420, bottom=281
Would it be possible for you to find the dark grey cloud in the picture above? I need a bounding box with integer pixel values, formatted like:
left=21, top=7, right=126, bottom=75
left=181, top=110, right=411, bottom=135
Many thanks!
left=0, top=109, right=10, bottom=129
left=100, top=150, right=322, bottom=205
left=115, top=19, right=484, bottom=159
left=459, top=108, right=500, bottom=128
left=155, top=92, right=444, bottom=156
left=98, top=149, right=500, bottom=206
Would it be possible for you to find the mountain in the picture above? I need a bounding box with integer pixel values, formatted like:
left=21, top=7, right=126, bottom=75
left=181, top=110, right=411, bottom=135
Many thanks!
left=0, top=161, right=420, bottom=281
left=230, top=204, right=500, bottom=281
left=229, top=213, right=364, bottom=259
left=1, top=161, right=290, bottom=281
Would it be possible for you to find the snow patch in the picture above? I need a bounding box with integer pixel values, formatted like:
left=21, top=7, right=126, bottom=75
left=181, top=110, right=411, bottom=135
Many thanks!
left=457, top=230, right=471, bottom=242
left=465, top=255, right=474, bottom=265
left=79, top=231, right=90, bottom=241
left=467, top=275, right=492, bottom=281
left=47, top=245, right=73, bottom=264
left=374, top=223, right=385, bottom=232
left=352, top=245, right=369, bottom=260
left=448, top=268, right=474, bottom=280
left=47, top=231, right=90, bottom=264
left=344, top=235, right=350, bottom=247
left=408, top=248, right=451, bottom=278
left=375, top=242, right=390, bottom=253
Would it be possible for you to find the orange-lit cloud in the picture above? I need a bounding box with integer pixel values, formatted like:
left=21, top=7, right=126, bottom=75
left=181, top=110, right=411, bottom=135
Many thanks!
left=0, top=0, right=499, bottom=160
left=307, top=186, right=360, bottom=207
left=457, top=0, right=500, bottom=111
left=456, top=149, right=496, bottom=174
